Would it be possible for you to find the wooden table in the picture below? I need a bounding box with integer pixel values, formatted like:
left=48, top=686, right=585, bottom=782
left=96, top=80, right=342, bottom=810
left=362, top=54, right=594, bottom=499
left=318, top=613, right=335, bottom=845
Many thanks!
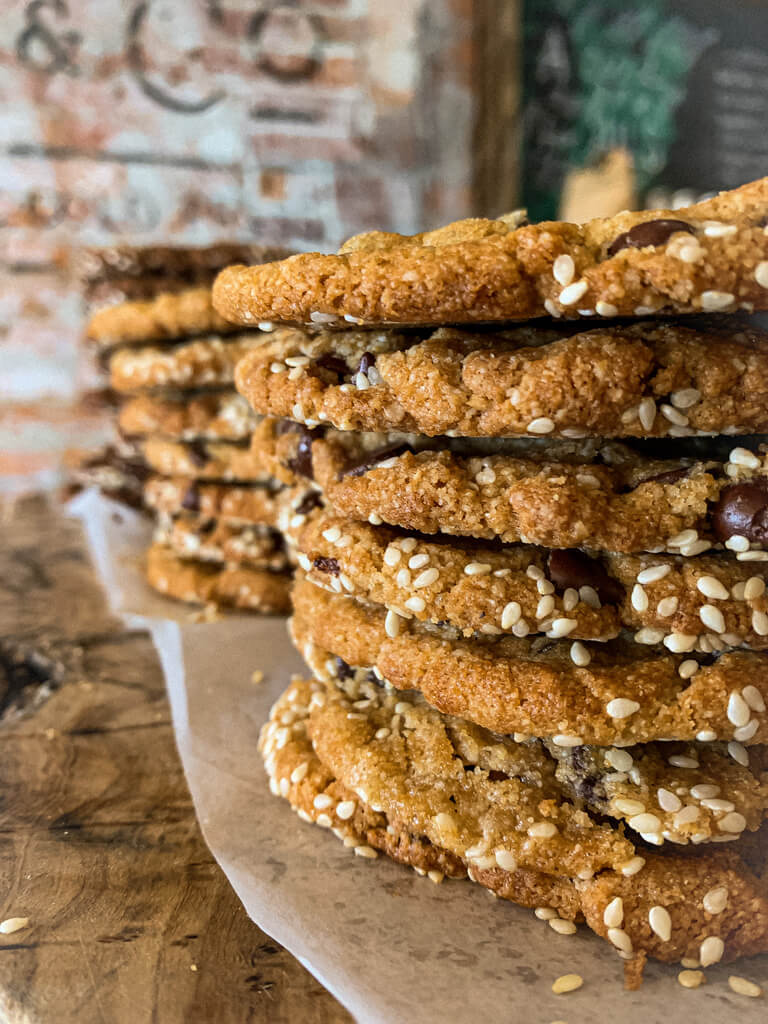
left=0, top=495, right=351, bottom=1023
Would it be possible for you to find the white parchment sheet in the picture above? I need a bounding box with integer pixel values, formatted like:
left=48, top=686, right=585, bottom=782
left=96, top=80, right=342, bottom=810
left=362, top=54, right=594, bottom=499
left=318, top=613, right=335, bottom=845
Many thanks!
left=69, top=490, right=768, bottom=1023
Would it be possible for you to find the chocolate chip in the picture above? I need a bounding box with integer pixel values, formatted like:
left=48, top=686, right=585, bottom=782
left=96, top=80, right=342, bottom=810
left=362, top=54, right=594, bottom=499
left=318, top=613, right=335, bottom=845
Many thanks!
left=198, top=518, right=215, bottom=535
left=275, top=419, right=302, bottom=436
left=640, top=466, right=690, bottom=486
left=181, top=484, right=200, bottom=512
left=335, top=656, right=353, bottom=679
left=287, top=426, right=319, bottom=480
left=313, top=556, right=340, bottom=575
left=366, top=669, right=383, bottom=686
left=606, top=218, right=695, bottom=257
left=295, top=490, right=322, bottom=516
left=314, top=353, right=349, bottom=379
left=487, top=769, right=509, bottom=782
left=357, top=351, right=376, bottom=375
left=547, top=549, right=624, bottom=604
left=185, top=440, right=209, bottom=468
left=341, top=443, right=413, bottom=478
left=712, top=478, right=768, bottom=544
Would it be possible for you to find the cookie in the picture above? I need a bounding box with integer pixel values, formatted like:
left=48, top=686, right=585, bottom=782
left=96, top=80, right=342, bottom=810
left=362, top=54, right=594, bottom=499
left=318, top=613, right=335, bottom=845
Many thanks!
left=68, top=440, right=151, bottom=510
left=253, top=418, right=768, bottom=555
left=291, top=576, right=768, bottom=746
left=109, top=335, right=265, bottom=393
left=236, top=320, right=768, bottom=439
left=291, top=510, right=768, bottom=647
left=141, top=438, right=273, bottom=482
left=261, top=676, right=768, bottom=969
left=146, top=542, right=291, bottom=612
left=143, top=476, right=285, bottom=524
left=154, top=515, right=287, bottom=570
left=88, top=287, right=236, bottom=348
left=119, top=392, right=258, bottom=441
left=213, top=177, right=768, bottom=327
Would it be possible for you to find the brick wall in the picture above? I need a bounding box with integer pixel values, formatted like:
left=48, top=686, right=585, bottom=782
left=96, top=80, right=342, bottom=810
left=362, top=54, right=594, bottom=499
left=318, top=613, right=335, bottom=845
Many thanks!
left=0, top=0, right=521, bottom=493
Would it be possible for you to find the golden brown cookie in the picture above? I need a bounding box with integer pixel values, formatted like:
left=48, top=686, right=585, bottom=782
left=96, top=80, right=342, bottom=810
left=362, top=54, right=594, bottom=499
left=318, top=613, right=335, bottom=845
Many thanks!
left=236, top=320, right=768, bottom=439
left=119, top=392, right=258, bottom=441
left=214, top=178, right=768, bottom=326
left=110, top=335, right=266, bottom=393
left=141, top=438, right=274, bottom=482
left=262, top=676, right=768, bottom=969
left=154, top=515, right=287, bottom=570
left=291, top=510, right=768, bottom=647
left=253, top=418, right=768, bottom=555
left=146, top=542, right=291, bottom=612
left=89, top=287, right=236, bottom=348
left=143, top=476, right=285, bottom=524
left=291, top=577, right=768, bottom=747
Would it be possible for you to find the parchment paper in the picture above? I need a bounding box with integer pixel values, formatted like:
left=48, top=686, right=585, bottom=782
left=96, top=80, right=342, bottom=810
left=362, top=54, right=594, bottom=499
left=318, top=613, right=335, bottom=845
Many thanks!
left=69, top=490, right=768, bottom=1023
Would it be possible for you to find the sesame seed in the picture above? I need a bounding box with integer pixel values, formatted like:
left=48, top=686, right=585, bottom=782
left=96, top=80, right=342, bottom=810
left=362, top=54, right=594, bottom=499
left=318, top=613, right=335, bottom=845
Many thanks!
left=718, top=812, right=747, bottom=833
left=408, top=553, right=429, bottom=570
left=664, top=633, right=697, bottom=653
left=631, top=584, right=649, bottom=612
left=548, top=918, right=577, bottom=935
left=661, top=404, right=688, bottom=426
left=696, top=729, right=717, bottom=741
left=0, top=917, right=29, bottom=935
left=699, top=605, right=726, bottom=633
left=384, top=609, right=402, bottom=637
left=596, top=300, right=618, bottom=316
left=656, top=596, right=678, bottom=616
left=413, top=568, right=439, bottom=589
left=699, top=936, right=724, bottom=966
left=703, top=221, right=737, bottom=237
left=278, top=778, right=290, bottom=797
left=690, top=784, right=720, bottom=800
left=549, top=618, right=577, bottom=638
left=543, top=298, right=561, bottom=317
left=701, top=797, right=735, bottom=813
left=638, top=397, right=657, bottom=430
left=534, top=906, right=558, bottom=920
left=537, top=578, right=555, bottom=595
left=374, top=727, right=390, bottom=739
left=396, top=568, right=411, bottom=589
left=552, top=734, right=583, bottom=747
left=700, top=290, right=734, bottom=311
left=621, top=856, right=646, bottom=876
left=536, top=595, right=555, bottom=619
left=559, top=279, right=588, bottom=305
left=752, top=610, right=768, bottom=635
left=728, top=741, right=749, bottom=766
left=670, top=388, right=701, bottom=409
left=570, top=641, right=591, bottom=666
left=552, top=254, right=575, bottom=286
left=495, top=849, right=517, bottom=870
left=755, top=261, right=768, bottom=289
left=579, top=585, right=601, bottom=609
left=501, top=602, right=522, bottom=629
left=657, top=788, right=682, bottom=812
left=678, top=970, right=705, bottom=989
left=290, top=762, right=309, bottom=784
left=681, top=540, right=712, bottom=556
left=725, top=534, right=751, bottom=552
left=354, top=845, right=378, bottom=859
left=696, top=576, right=729, bottom=601
left=405, top=596, right=426, bottom=613
left=528, top=417, right=556, bottom=435
left=728, top=691, right=750, bottom=727
left=635, top=627, right=665, bottom=645
left=738, top=551, right=768, bottom=562
left=527, top=565, right=544, bottom=580
left=669, top=757, right=699, bottom=774
left=551, top=973, right=583, bottom=994
left=703, top=887, right=728, bottom=914
left=606, top=697, right=640, bottom=719
left=744, top=576, right=766, bottom=600
left=668, top=529, right=699, bottom=547
left=512, top=619, right=530, bottom=638
left=728, top=975, right=763, bottom=998
left=649, top=905, right=672, bottom=941
left=527, top=821, right=558, bottom=839
left=464, top=562, right=492, bottom=576
left=368, top=513, right=383, bottom=525
left=605, top=748, right=633, bottom=772
left=603, top=897, right=624, bottom=928
left=384, top=546, right=402, bottom=567
left=607, top=928, right=633, bottom=953
left=313, top=793, right=333, bottom=810
left=742, top=685, right=766, bottom=711
left=729, top=447, right=761, bottom=469
left=401, top=538, right=417, bottom=553
left=638, top=564, right=671, bottom=585
left=629, top=812, right=662, bottom=833
left=336, top=800, right=356, bottom=820
left=270, top=361, right=287, bottom=373
left=475, top=466, right=496, bottom=485
left=614, top=798, right=646, bottom=816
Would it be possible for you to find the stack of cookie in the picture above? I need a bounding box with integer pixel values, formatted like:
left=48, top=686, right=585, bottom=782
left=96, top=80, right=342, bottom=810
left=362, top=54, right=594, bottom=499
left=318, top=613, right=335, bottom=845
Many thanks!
left=81, top=243, right=294, bottom=614
left=216, top=180, right=768, bottom=980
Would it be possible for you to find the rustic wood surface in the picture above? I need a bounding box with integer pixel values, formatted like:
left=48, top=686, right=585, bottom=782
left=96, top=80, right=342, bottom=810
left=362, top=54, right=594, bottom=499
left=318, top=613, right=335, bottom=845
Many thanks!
left=0, top=494, right=352, bottom=1024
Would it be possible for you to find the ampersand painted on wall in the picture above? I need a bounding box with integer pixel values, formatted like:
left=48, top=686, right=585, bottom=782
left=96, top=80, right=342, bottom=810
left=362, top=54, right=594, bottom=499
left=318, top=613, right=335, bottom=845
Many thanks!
left=16, top=0, right=81, bottom=75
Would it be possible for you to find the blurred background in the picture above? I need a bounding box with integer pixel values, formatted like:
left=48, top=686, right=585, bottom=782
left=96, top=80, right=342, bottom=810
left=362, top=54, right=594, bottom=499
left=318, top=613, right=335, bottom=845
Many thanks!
left=1, top=0, right=767, bottom=494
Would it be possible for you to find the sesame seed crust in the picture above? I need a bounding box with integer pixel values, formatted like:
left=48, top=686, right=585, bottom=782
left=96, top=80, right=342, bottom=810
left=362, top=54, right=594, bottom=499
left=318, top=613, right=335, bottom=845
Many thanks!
left=291, top=577, right=768, bottom=746
left=110, top=335, right=268, bottom=394
left=290, top=509, right=768, bottom=647
left=119, top=392, right=259, bottom=442
left=143, top=476, right=286, bottom=525
left=262, top=677, right=768, bottom=970
left=146, top=542, right=291, bottom=613
left=234, top=320, right=768, bottom=439
left=141, top=438, right=274, bottom=483
left=153, top=515, right=287, bottom=571
left=249, top=419, right=768, bottom=554
left=214, top=178, right=768, bottom=327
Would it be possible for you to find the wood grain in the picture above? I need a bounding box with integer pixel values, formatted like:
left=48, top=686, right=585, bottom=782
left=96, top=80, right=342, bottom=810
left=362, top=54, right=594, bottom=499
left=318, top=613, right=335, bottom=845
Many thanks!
left=0, top=495, right=351, bottom=1024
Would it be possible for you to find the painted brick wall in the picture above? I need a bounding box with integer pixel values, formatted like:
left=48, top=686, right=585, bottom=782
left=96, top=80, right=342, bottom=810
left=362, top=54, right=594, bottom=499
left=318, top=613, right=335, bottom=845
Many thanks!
left=0, top=0, right=521, bottom=493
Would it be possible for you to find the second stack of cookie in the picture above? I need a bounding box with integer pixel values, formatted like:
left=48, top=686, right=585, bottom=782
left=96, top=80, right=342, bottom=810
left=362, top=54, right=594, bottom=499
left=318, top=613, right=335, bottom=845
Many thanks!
left=217, top=182, right=768, bottom=979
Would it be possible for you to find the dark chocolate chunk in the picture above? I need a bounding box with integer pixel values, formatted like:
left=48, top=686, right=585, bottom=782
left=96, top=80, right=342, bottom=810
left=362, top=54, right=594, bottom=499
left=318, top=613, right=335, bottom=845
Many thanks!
left=487, top=769, right=509, bottom=783
left=185, top=440, right=209, bottom=467
left=198, top=518, right=216, bottom=535
left=287, top=426, right=319, bottom=480
left=606, top=218, right=695, bottom=257
left=313, top=556, right=340, bottom=575
left=181, top=484, right=201, bottom=512
left=357, top=351, right=376, bottom=375
left=548, top=549, right=624, bottom=604
left=314, top=353, right=349, bottom=379
left=639, top=466, right=690, bottom=486
left=275, top=418, right=302, bottom=436
left=712, top=478, right=768, bottom=544
left=334, top=656, right=353, bottom=680
left=295, top=489, right=323, bottom=516
left=341, top=443, right=413, bottom=478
